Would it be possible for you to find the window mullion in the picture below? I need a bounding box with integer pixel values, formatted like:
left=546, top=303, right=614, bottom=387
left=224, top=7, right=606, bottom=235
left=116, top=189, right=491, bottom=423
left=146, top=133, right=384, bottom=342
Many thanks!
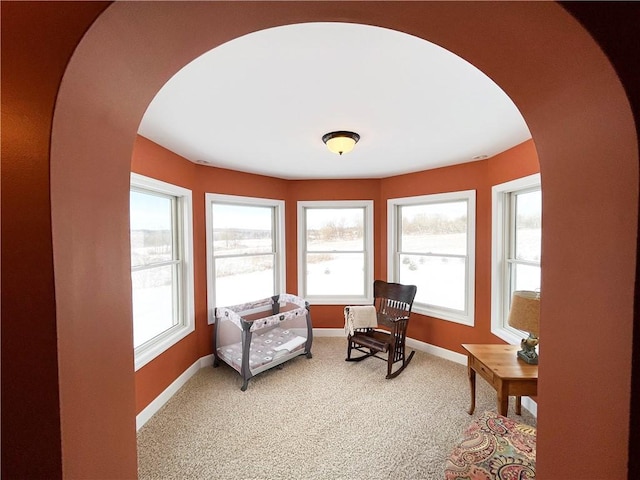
left=305, top=251, right=366, bottom=256
left=214, top=251, right=276, bottom=260
left=507, top=258, right=540, bottom=268
left=400, top=252, right=468, bottom=260
left=132, top=259, right=180, bottom=272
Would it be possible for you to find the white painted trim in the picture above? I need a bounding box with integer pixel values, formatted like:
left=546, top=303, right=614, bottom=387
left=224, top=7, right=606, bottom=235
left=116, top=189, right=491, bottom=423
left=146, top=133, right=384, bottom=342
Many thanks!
left=522, top=397, right=537, bottom=416
left=313, top=327, right=346, bottom=337
left=405, top=337, right=468, bottom=364
left=137, top=332, right=535, bottom=429
left=199, top=353, right=215, bottom=368
left=137, top=356, right=201, bottom=431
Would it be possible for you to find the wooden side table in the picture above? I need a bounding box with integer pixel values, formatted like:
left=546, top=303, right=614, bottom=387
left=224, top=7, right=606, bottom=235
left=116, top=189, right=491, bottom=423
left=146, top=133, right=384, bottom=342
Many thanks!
left=462, top=344, right=538, bottom=416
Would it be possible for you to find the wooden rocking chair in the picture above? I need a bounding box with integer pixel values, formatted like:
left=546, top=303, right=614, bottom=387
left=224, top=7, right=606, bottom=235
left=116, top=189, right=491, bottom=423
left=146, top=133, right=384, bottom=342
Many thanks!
left=346, top=280, right=417, bottom=378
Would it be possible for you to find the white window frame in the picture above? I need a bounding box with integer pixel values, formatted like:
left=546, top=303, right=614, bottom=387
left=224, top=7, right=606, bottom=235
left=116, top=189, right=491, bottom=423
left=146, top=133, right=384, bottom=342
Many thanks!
left=205, top=193, right=285, bottom=323
left=130, top=173, right=194, bottom=371
left=297, top=200, right=374, bottom=305
left=491, top=173, right=541, bottom=344
left=387, top=190, right=476, bottom=326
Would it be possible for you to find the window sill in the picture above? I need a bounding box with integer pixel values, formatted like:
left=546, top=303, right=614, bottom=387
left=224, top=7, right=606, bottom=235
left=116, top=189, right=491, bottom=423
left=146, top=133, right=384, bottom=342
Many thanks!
left=412, top=304, right=474, bottom=327
left=491, top=324, right=522, bottom=346
left=306, top=295, right=373, bottom=306
left=134, top=323, right=195, bottom=371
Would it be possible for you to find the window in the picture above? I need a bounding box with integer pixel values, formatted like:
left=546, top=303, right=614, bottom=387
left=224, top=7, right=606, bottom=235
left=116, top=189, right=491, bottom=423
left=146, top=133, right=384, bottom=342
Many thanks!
left=388, top=191, right=476, bottom=325
left=491, top=174, right=541, bottom=343
left=298, top=201, right=373, bottom=304
left=130, top=174, right=194, bottom=370
left=206, top=194, right=285, bottom=320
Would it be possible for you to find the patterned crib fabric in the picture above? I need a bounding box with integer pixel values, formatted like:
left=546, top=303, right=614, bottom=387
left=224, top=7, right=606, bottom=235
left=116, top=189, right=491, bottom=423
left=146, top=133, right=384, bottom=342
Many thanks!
left=215, top=294, right=309, bottom=333
left=249, top=306, right=307, bottom=333
left=213, top=293, right=313, bottom=390
left=445, top=411, right=536, bottom=480
left=217, top=326, right=306, bottom=373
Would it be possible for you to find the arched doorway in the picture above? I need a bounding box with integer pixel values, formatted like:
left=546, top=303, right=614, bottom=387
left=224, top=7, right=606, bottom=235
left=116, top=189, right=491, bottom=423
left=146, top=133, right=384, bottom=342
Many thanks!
left=50, top=2, right=637, bottom=478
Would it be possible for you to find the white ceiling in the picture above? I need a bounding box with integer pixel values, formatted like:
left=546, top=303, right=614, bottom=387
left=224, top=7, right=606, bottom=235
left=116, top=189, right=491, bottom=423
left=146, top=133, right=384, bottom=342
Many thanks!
left=138, top=22, right=531, bottom=180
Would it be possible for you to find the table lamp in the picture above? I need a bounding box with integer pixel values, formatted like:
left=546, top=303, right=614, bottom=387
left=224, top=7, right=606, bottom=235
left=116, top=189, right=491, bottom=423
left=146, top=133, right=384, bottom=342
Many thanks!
left=507, top=290, right=540, bottom=364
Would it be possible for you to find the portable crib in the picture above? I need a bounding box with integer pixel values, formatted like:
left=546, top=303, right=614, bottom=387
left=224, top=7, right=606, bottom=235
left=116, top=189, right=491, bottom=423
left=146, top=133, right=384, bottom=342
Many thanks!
left=213, top=294, right=313, bottom=391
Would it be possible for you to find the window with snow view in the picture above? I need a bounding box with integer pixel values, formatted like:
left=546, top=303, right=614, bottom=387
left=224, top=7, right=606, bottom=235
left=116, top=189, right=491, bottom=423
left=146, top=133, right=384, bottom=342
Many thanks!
left=388, top=191, right=476, bottom=325
left=297, top=201, right=373, bottom=304
left=205, top=194, right=285, bottom=319
left=130, top=174, right=194, bottom=370
left=491, top=174, right=541, bottom=344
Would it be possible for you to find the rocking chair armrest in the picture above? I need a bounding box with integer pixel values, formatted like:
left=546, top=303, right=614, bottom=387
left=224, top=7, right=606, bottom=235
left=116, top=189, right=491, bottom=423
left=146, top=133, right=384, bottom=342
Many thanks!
left=384, top=315, right=410, bottom=323
left=352, top=327, right=376, bottom=333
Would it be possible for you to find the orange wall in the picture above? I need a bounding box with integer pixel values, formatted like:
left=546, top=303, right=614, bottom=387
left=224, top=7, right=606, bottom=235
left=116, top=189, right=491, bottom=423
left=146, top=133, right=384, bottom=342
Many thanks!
left=0, top=3, right=112, bottom=478
left=131, top=136, right=539, bottom=412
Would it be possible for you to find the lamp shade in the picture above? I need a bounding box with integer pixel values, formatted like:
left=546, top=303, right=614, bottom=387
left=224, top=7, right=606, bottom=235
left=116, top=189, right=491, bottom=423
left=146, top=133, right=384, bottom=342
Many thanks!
left=322, top=131, right=360, bottom=155
left=507, top=290, right=540, bottom=336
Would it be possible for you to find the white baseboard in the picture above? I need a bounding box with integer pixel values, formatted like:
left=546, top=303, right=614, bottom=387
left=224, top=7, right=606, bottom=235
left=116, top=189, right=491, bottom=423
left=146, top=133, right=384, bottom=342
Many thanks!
left=313, top=327, right=345, bottom=337
left=137, top=330, right=536, bottom=429
left=522, top=397, right=537, bottom=416
left=136, top=354, right=214, bottom=431
left=199, top=353, right=214, bottom=368
left=405, top=337, right=468, bottom=364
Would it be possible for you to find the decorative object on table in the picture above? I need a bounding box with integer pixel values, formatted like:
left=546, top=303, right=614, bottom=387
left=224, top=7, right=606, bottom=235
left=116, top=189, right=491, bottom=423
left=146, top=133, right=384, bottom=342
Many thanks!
left=508, top=290, right=540, bottom=365
left=345, top=280, right=417, bottom=378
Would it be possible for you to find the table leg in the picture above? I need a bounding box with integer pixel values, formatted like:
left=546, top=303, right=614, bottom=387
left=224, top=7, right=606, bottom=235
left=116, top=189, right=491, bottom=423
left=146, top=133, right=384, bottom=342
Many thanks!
left=497, top=384, right=509, bottom=416
left=467, top=364, right=476, bottom=415
left=515, top=396, right=522, bottom=415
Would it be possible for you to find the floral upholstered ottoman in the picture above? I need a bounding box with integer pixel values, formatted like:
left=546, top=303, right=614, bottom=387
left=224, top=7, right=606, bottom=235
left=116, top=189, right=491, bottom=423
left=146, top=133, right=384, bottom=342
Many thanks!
left=445, top=411, right=536, bottom=479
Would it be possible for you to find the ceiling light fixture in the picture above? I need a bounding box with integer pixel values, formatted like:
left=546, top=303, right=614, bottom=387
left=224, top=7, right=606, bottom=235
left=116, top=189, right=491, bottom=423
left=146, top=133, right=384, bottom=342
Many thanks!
left=322, top=131, right=360, bottom=155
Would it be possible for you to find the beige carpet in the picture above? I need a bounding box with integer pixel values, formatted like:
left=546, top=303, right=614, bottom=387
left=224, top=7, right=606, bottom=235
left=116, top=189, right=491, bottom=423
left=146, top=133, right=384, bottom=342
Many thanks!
left=137, top=337, right=536, bottom=479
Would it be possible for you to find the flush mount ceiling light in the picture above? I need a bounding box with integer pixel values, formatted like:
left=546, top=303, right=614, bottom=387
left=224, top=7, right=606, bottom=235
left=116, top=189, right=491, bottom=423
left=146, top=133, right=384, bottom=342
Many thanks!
left=322, top=131, right=360, bottom=155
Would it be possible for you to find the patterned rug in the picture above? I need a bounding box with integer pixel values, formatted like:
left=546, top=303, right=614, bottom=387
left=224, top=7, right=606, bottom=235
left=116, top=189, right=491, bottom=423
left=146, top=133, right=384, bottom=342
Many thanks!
left=444, top=410, right=536, bottom=479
